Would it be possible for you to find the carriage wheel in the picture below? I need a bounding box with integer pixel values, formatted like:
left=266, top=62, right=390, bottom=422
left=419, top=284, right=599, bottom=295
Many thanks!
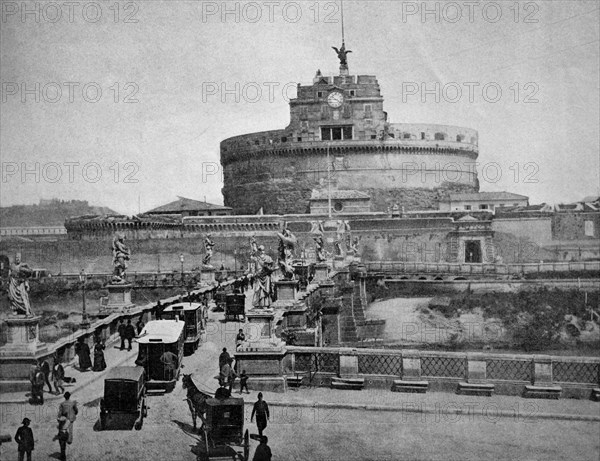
left=243, top=429, right=249, bottom=461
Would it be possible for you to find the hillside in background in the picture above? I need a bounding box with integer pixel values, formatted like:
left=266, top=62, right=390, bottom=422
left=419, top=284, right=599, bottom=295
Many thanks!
left=0, top=199, right=117, bottom=227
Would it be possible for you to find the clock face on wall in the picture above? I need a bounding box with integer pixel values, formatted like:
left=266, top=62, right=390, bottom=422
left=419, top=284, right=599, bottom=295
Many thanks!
left=327, top=91, right=344, bottom=108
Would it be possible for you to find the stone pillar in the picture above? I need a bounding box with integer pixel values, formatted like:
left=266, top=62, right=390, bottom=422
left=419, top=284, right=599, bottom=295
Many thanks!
left=200, top=268, right=216, bottom=286
left=466, top=357, right=487, bottom=382
left=275, top=280, right=297, bottom=303
left=532, top=356, right=553, bottom=385
left=313, top=263, right=330, bottom=282
left=246, top=310, right=275, bottom=340
left=0, top=316, right=47, bottom=358
left=237, top=309, right=287, bottom=392
left=101, top=284, right=134, bottom=315
left=339, top=354, right=359, bottom=377
left=401, top=351, right=421, bottom=380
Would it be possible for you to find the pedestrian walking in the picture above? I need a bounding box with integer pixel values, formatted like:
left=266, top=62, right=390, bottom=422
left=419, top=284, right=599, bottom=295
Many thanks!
left=136, top=317, right=145, bottom=335
left=55, top=417, right=70, bottom=461
left=52, top=359, right=65, bottom=395
left=252, top=435, right=272, bottom=461
left=40, top=358, right=53, bottom=393
left=124, top=320, right=136, bottom=351
left=219, top=347, right=230, bottom=371
left=118, top=319, right=126, bottom=350
left=57, top=392, right=78, bottom=445
left=92, top=340, right=106, bottom=372
left=14, top=418, right=34, bottom=461
left=250, top=392, right=270, bottom=437
left=75, top=338, right=91, bottom=371
left=239, top=369, right=249, bottom=394
left=29, top=362, right=44, bottom=405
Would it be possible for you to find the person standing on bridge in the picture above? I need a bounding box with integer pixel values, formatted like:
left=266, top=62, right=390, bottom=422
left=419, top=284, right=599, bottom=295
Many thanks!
left=14, top=418, right=34, bottom=461
left=124, top=319, right=136, bottom=351
left=252, top=435, right=272, bottom=461
left=118, top=319, right=126, bottom=350
left=219, top=347, right=230, bottom=372
left=57, top=392, right=78, bottom=445
left=250, top=392, right=270, bottom=438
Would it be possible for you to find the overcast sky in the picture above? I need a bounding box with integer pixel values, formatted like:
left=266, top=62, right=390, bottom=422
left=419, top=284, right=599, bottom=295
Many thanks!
left=1, top=0, right=598, bottom=215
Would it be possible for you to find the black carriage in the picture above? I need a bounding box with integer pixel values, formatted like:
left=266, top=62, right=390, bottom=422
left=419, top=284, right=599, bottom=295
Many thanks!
left=214, top=289, right=227, bottom=312
left=201, top=397, right=249, bottom=461
left=225, top=293, right=245, bottom=321
left=161, top=302, right=206, bottom=353
left=100, top=367, right=147, bottom=430
left=136, top=320, right=185, bottom=391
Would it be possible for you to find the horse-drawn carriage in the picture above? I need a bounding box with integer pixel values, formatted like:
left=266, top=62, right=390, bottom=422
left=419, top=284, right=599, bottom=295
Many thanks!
left=182, top=374, right=250, bottom=461
left=99, top=367, right=147, bottom=430
left=225, top=293, right=246, bottom=322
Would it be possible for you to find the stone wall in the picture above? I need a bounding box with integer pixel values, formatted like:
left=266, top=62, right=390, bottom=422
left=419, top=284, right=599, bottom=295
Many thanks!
left=221, top=137, right=479, bottom=215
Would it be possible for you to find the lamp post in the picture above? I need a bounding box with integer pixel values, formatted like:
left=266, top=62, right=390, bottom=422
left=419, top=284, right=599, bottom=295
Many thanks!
left=79, top=269, right=90, bottom=329
left=179, top=254, right=184, bottom=284
left=234, top=248, right=238, bottom=275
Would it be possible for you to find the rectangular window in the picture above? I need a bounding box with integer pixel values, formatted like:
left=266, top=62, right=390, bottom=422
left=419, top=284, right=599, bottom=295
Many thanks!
left=349, top=90, right=355, bottom=96
left=403, top=133, right=411, bottom=139
left=479, top=204, right=488, bottom=210
left=464, top=205, right=472, bottom=210
left=421, top=132, right=426, bottom=140
left=364, top=104, right=372, bottom=115
left=317, top=91, right=323, bottom=98
left=585, top=221, right=595, bottom=236
left=332, top=110, right=340, bottom=120
left=321, top=126, right=353, bottom=141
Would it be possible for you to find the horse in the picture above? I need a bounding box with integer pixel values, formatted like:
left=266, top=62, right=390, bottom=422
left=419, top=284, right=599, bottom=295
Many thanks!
left=181, top=373, right=211, bottom=432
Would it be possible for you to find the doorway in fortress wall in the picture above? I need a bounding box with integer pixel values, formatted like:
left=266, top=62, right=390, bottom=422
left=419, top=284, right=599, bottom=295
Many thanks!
left=465, top=240, right=482, bottom=263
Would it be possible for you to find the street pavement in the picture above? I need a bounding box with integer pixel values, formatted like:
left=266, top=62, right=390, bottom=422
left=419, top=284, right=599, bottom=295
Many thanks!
left=1, top=306, right=599, bottom=461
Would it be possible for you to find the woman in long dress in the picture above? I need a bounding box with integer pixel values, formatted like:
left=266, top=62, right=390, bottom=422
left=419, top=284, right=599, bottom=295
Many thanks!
left=75, top=338, right=92, bottom=371
left=93, top=341, right=106, bottom=371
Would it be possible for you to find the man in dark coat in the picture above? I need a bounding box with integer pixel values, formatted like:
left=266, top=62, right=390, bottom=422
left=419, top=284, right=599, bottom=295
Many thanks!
left=29, top=363, right=44, bottom=404
left=250, top=392, right=270, bottom=437
left=252, top=435, right=272, bottom=461
left=15, top=417, right=34, bottom=461
left=219, top=348, right=230, bottom=371
left=124, top=320, right=136, bottom=351
left=118, top=319, right=126, bottom=350
left=40, top=358, right=53, bottom=393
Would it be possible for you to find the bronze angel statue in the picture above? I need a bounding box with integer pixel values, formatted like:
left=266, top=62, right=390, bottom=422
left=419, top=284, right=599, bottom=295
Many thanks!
left=332, top=43, right=352, bottom=66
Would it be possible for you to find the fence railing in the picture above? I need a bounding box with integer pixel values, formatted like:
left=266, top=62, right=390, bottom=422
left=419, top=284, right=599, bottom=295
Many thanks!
left=365, top=261, right=600, bottom=275
left=286, top=347, right=600, bottom=386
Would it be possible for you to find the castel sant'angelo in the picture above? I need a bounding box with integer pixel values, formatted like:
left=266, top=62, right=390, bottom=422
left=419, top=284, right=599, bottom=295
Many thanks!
left=59, top=43, right=598, bottom=269
left=221, top=44, right=479, bottom=215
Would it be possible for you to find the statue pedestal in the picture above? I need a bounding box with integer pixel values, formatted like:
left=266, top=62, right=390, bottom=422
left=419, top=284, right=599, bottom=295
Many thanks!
left=246, top=309, right=275, bottom=339
left=275, top=280, right=297, bottom=303
left=0, top=316, right=51, bottom=393
left=100, top=284, right=134, bottom=315
left=283, top=302, right=308, bottom=330
left=200, top=267, right=216, bottom=286
left=313, top=263, right=330, bottom=282
left=236, top=309, right=287, bottom=392
left=0, top=316, right=47, bottom=358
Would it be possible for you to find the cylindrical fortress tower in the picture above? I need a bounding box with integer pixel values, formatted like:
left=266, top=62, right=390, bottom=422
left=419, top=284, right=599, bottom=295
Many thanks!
left=221, top=70, right=479, bottom=215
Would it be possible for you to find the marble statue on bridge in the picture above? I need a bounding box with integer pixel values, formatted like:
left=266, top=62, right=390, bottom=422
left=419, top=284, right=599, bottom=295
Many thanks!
left=202, top=234, right=216, bottom=267
left=112, top=233, right=131, bottom=283
left=8, top=253, right=34, bottom=316
left=277, top=226, right=297, bottom=280
left=250, top=238, right=274, bottom=309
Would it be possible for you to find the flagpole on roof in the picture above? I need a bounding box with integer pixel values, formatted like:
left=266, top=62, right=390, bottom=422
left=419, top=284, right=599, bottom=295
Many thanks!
left=327, top=143, right=332, bottom=219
